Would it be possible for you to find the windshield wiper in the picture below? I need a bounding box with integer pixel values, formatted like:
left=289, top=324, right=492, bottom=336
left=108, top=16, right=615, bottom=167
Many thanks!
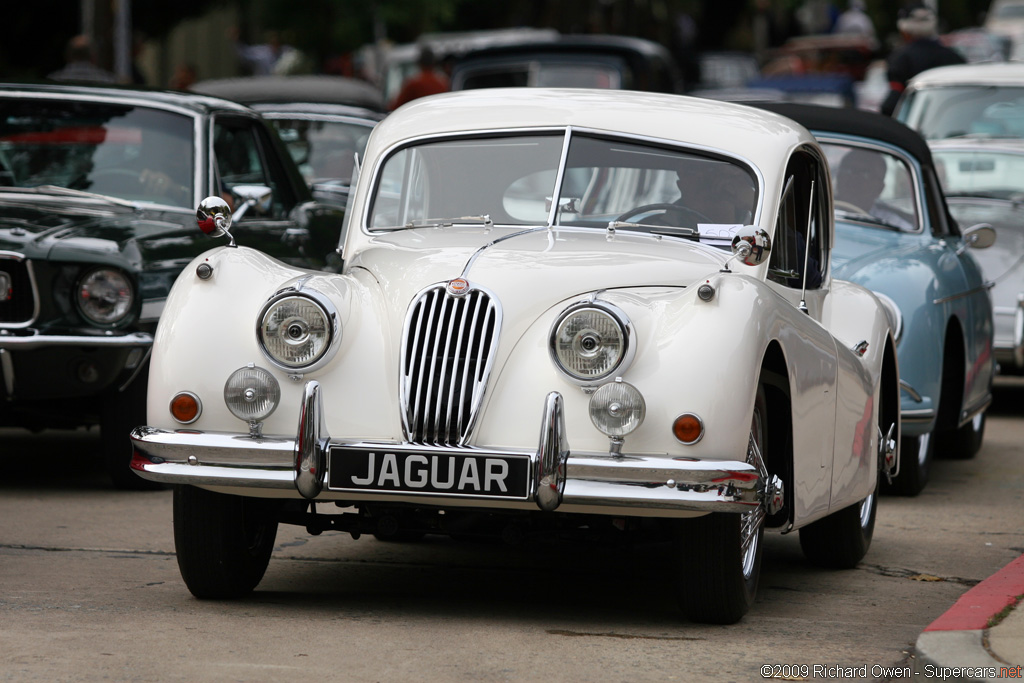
left=21, top=185, right=137, bottom=208
left=605, top=220, right=699, bottom=239
left=405, top=215, right=494, bottom=229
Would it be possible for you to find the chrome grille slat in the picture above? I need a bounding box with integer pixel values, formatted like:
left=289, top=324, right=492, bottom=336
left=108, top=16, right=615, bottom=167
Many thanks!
left=401, top=283, right=501, bottom=447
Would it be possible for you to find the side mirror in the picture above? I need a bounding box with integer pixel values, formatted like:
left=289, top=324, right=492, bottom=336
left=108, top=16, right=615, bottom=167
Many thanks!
left=231, top=184, right=273, bottom=221
left=731, top=225, right=772, bottom=266
left=197, top=195, right=232, bottom=237
left=962, top=222, right=996, bottom=250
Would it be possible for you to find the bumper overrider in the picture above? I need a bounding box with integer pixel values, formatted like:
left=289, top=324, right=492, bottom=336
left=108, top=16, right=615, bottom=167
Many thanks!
left=130, top=381, right=782, bottom=515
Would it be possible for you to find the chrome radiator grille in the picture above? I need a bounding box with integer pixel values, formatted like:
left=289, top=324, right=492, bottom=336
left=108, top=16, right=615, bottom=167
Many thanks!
left=401, top=283, right=501, bottom=447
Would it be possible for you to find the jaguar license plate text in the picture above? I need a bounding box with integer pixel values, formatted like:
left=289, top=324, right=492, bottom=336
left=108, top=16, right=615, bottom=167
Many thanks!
left=328, top=447, right=531, bottom=499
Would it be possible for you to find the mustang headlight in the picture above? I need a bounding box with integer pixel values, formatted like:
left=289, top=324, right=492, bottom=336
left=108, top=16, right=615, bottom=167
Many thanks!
left=257, top=290, right=340, bottom=371
left=873, top=291, right=903, bottom=344
left=550, top=302, right=633, bottom=383
left=76, top=268, right=133, bottom=325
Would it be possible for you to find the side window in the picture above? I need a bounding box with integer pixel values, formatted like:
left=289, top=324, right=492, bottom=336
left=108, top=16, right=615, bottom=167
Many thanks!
left=768, top=150, right=825, bottom=289
left=213, top=117, right=293, bottom=220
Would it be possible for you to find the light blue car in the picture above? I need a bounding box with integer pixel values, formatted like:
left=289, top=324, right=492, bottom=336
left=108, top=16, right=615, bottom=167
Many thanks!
left=752, top=103, right=996, bottom=496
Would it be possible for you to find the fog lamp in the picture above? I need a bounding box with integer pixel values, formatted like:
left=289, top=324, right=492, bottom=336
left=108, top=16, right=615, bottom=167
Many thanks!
left=224, top=365, right=280, bottom=423
left=589, top=379, right=645, bottom=437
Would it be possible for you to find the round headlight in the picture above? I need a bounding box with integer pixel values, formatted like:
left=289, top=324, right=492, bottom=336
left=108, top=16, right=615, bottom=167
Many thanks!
left=77, top=268, right=133, bottom=325
left=257, top=292, right=338, bottom=371
left=589, top=380, right=646, bottom=437
left=224, top=366, right=280, bottom=422
left=550, top=303, right=631, bottom=383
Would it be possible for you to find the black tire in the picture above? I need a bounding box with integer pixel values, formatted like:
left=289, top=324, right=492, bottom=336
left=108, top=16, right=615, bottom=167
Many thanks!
left=935, top=412, right=986, bottom=460
left=673, top=512, right=763, bottom=624
left=883, top=432, right=932, bottom=497
left=101, top=368, right=162, bottom=490
left=173, top=485, right=279, bottom=599
left=799, top=477, right=878, bottom=568
left=672, top=385, right=767, bottom=624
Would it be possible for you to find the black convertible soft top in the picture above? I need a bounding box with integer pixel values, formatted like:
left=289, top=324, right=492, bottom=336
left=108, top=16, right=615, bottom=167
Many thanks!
left=745, top=101, right=936, bottom=169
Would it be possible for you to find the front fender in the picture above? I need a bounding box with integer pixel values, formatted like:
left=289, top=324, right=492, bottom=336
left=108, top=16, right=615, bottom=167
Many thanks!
left=476, top=273, right=843, bottom=526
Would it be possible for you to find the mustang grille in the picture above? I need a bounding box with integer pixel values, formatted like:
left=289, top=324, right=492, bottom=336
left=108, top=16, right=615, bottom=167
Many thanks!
left=401, top=284, right=500, bottom=447
left=0, top=257, right=35, bottom=325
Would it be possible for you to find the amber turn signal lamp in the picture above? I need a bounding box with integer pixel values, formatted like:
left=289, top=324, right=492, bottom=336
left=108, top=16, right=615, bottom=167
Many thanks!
left=170, top=392, right=202, bottom=424
left=672, top=413, right=704, bottom=444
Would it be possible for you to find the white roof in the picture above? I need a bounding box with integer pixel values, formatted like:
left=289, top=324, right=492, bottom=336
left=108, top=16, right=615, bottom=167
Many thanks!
left=364, top=88, right=814, bottom=173
left=908, top=62, right=1024, bottom=89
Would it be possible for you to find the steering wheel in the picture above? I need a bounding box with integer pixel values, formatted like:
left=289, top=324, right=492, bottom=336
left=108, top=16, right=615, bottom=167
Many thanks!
left=834, top=200, right=871, bottom=216
left=615, top=203, right=713, bottom=226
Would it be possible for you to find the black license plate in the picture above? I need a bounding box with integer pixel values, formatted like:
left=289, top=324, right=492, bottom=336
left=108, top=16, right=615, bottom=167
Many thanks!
left=327, top=446, right=531, bottom=499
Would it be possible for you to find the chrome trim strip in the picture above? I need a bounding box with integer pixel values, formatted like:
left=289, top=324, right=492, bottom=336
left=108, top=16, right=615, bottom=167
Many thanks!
left=0, top=348, right=13, bottom=395
left=901, top=409, right=935, bottom=424
left=547, top=127, right=573, bottom=226
left=294, top=380, right=327, bottom=499
left=900, top=379, right=923, bottom=403
left=932, top=284, right=993, bottom=305
left=535, top=392, right=568, bottom=511
left=959, top=394, right=992, bottom=428
left=0, top=253, right=40, bottom=329
left=0, top=331, right=153, bottom=350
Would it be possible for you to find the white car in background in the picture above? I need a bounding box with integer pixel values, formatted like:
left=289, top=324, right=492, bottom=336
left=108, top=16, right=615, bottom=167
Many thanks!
left=130, top=89, right=899, bottom=624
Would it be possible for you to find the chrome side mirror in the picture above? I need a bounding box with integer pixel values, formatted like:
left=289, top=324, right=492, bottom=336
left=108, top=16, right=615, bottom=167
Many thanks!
left=962, top=222, right=996, bottom=250
left=231, top=184, right=273, bottom=221
left=731, top=225, right=772, bottom=266
left=197, top=195, right=233, bottom=244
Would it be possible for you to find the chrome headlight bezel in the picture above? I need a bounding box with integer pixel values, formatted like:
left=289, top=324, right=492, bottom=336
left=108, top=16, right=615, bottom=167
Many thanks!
left=872, top=291, right=903, bottom=344
left=549, top=300, right=635, bottom=385
left=256, top=288, right=341, bottom=372
left=75, top=267, right=134, bottom=326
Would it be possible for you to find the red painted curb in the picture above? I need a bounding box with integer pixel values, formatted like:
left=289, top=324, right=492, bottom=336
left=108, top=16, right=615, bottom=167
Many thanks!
left=925, top=553, right=1024, bottom=632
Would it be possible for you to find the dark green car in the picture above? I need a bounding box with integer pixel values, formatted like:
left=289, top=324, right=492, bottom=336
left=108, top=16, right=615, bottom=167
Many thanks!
left=0, top=83, right=345, bottom=488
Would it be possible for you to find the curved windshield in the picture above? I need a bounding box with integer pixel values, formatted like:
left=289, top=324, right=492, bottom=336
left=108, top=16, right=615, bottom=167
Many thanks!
left=899, top=86, right=1024, bottom=140
left=367, top=131, right=758, bottom=246
left=932, top=148, right=1024, bottom=198
left=269, top=117, right=374, bottom=187
left=822, top=142, right=920, bottom=232
left=0, top=100, right=194, bottom=207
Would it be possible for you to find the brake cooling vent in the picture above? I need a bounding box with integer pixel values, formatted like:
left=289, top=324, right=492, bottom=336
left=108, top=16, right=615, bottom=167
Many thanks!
left=400, top=282, right=501, bottom=447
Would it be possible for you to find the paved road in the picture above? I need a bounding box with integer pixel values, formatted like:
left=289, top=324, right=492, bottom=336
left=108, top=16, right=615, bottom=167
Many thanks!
left=2, top=382, right=1022, bottom=682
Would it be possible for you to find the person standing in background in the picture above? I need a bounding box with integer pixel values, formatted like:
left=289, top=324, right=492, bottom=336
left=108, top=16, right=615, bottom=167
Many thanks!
left=880, top=3, right=964, bottom=115
left=389, top=47, right=449, bottom=111
left=47, top=35, right=117, bottom=84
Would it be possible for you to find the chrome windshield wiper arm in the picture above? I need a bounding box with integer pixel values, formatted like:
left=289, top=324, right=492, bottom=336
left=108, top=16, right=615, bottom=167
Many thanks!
left=605, top=220, right=698, bottom=238
left=405, top=214, right=493, bottom=229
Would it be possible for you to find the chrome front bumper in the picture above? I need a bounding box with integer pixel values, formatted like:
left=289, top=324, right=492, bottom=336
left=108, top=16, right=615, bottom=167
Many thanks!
left=130, top=381, right=775, bottom=515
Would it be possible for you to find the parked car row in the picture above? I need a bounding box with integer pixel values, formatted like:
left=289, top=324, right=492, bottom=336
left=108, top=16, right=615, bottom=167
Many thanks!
left=3, top=55, right=1016, bottom=623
